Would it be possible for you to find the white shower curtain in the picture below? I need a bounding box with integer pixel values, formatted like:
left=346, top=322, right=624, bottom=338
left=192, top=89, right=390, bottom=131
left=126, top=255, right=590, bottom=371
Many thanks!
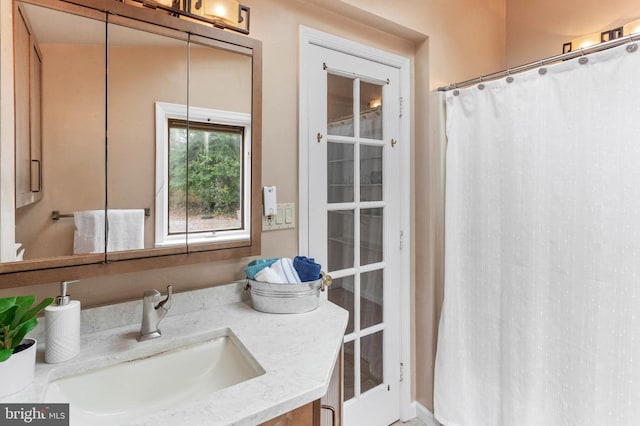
left=435, top=42, right=640, bottom=426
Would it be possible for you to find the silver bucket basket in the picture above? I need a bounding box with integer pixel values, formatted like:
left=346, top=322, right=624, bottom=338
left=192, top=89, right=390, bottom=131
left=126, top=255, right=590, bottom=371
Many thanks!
left=245, top=273, right=332, bottom=314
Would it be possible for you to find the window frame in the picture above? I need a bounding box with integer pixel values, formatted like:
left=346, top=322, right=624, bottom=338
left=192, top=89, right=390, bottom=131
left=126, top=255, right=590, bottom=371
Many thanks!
left=155, top=101, right=252, bottom=248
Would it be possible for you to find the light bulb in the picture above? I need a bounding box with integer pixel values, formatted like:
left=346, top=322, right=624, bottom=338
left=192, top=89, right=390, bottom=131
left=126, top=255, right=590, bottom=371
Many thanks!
left=204, top=0, right=239, bottom=25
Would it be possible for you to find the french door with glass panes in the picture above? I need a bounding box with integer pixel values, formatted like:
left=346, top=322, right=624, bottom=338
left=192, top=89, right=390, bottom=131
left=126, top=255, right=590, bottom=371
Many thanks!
left=306, top=44, right=401, bottom=426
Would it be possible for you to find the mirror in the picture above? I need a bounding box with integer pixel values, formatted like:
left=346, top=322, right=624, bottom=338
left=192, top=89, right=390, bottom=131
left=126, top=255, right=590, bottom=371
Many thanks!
left=13, top=2, right=107, bottom=267
left=1, top=0, right=261, bottom=283
left=186, top=35, right=252, bottom=252
left=106, top=19, right=189, bottom=260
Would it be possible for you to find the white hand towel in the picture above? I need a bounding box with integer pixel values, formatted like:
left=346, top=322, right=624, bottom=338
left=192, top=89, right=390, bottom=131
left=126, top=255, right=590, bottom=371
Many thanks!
left=74, top=209, right=145, bottom=254
left=255, top=267, right=287, bottom=283
left=73, top=210, right=106, bottom=254
left=271, top=258, right=301, bottom=283
left=106, top=209, right=145, bottom=252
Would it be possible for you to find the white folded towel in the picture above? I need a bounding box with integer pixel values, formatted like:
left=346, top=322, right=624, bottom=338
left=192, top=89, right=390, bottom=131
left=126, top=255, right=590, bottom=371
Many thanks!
left=74, top=209, right=144, bottom=254
left=271, top=258, right=301, bottom=283
left=254, top=267, right=287, bottom=283
left=106, top=209, right=145, bottom=252
left=73, top=210, right=105, bottom=254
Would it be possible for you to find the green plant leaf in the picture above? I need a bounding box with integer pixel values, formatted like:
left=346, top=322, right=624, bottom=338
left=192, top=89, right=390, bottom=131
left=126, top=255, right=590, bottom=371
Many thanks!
left=0, top=305, right=16, bottom=327
left=0, top=296, right=52, bottom=355
left=0, top=305, right=18, bottom=330
left=0, top=297, right=17, bottom=314
left=15, top=296, right=35, bottom=308
left=10, top=296, right=35, bottom=329
left=22, top=297, right=53, bottom=324
left=0, top=348, right=12, bottom=362
left=12, top=318, right=37, bottom=349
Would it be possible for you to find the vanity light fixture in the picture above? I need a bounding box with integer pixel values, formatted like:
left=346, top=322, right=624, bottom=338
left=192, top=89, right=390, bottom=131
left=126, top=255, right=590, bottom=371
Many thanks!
left=563, top=18, right=640, bottom=53
left=562, top=31, right=601, bottom=53
left=128, top=0, right=250, bottom=34
left=600, top=26, right=624, bottom=43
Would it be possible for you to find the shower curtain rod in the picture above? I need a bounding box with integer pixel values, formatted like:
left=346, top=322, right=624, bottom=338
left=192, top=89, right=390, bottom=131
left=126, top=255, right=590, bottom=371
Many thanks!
left=437, top=32, right=640, bottom=92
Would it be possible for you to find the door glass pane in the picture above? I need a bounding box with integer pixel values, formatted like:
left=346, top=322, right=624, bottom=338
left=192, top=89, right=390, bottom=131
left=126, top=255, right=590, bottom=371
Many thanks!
left=328, top=275, right=355, bottom=334
left=328, top=142, right=354, bottom=203
left=361, top=331, right=384, bottom=394
left=360, top=208, right=383, bottom=265
left=360, top=145, right=382, bottom=202
left=359, top=82, right=382, bottom=140
left=344, top=340, right=355, bottom=401
left=361, top=270, right=383, bottom=329
left=328, top=74, right=354, bottom=137
left=328, top=210, right=354, bottom=271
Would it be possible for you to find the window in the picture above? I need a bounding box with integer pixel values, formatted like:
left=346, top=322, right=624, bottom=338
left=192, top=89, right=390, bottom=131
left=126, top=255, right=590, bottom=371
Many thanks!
left=155, top=102, right=251, bottom=247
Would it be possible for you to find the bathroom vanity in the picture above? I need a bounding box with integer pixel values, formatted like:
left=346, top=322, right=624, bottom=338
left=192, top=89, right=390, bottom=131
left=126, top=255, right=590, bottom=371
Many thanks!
left=4, top=283, right=348, bottom=425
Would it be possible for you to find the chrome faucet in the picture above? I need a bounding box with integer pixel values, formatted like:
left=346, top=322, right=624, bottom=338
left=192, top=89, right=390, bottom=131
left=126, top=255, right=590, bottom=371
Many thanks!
left=137, top=285, right=173, bottom=342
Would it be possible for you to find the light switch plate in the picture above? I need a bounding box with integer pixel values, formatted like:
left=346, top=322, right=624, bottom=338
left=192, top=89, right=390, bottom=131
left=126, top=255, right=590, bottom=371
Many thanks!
left=262, top=203, right=295, bottom=231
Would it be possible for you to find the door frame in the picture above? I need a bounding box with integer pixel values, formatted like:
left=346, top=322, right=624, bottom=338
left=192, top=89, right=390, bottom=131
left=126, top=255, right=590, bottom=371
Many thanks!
left=298, top=25, right=413, bottom=422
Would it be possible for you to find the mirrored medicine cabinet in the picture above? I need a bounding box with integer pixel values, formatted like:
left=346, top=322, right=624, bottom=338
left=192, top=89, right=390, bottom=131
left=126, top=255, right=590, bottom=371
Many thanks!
left=1, top=0, right=262, bottom=288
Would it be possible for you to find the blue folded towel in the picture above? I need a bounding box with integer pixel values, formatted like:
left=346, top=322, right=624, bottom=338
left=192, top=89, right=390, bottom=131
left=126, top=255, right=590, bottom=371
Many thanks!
left=293, top=256, right=322, bottom=282
left=244, top=258, right=278, bottom=279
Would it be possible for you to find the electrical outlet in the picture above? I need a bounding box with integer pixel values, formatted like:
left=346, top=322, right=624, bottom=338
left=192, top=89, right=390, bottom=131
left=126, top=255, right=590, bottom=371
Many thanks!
left=262, top=203, right=295, bottom=231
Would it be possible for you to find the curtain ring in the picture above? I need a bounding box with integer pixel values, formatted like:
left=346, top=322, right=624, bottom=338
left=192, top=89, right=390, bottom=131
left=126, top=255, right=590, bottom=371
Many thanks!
left=505, top=69, right=514, bottom=83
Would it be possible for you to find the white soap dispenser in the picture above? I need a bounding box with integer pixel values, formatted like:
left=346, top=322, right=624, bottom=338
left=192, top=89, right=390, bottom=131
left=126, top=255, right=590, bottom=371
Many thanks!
left=45, top=280, right=81, bottom=363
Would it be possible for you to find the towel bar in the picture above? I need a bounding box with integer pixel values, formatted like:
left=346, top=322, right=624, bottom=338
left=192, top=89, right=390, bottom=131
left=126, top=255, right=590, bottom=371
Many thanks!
left=51, top=208, right=151, bottom=221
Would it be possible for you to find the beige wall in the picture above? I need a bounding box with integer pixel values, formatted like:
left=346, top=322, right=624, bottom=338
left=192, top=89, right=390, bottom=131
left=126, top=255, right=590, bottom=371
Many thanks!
left=507, top=0, right=640, bottom=66
left=1, top=0, right=508, bottom=416
left=338, top=0, right=506, bottom=87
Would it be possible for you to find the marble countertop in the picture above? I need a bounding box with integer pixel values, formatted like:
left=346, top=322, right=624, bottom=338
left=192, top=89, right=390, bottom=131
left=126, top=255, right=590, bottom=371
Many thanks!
left=3, top=283, right=348, bottom=425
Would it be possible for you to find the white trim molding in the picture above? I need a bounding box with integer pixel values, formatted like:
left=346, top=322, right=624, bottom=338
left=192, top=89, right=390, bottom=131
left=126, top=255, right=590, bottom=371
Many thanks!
left=154, top=101, right=251, bottom=247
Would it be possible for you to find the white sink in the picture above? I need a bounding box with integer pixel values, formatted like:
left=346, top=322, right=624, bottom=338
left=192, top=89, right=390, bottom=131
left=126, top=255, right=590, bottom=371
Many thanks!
left=43, top=328, right=264, bottom=425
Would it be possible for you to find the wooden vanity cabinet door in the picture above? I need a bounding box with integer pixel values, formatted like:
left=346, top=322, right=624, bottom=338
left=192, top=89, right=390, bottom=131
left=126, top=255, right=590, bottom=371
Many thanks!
left=14, top=5, right=43, bottom=208
left=29, top=44, right=42, bottom=199
left=321, top=345, right=343, bottom=426
left=14, top=6, right=31, bottom=208
left=259, top=400, right=321, bottom=426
